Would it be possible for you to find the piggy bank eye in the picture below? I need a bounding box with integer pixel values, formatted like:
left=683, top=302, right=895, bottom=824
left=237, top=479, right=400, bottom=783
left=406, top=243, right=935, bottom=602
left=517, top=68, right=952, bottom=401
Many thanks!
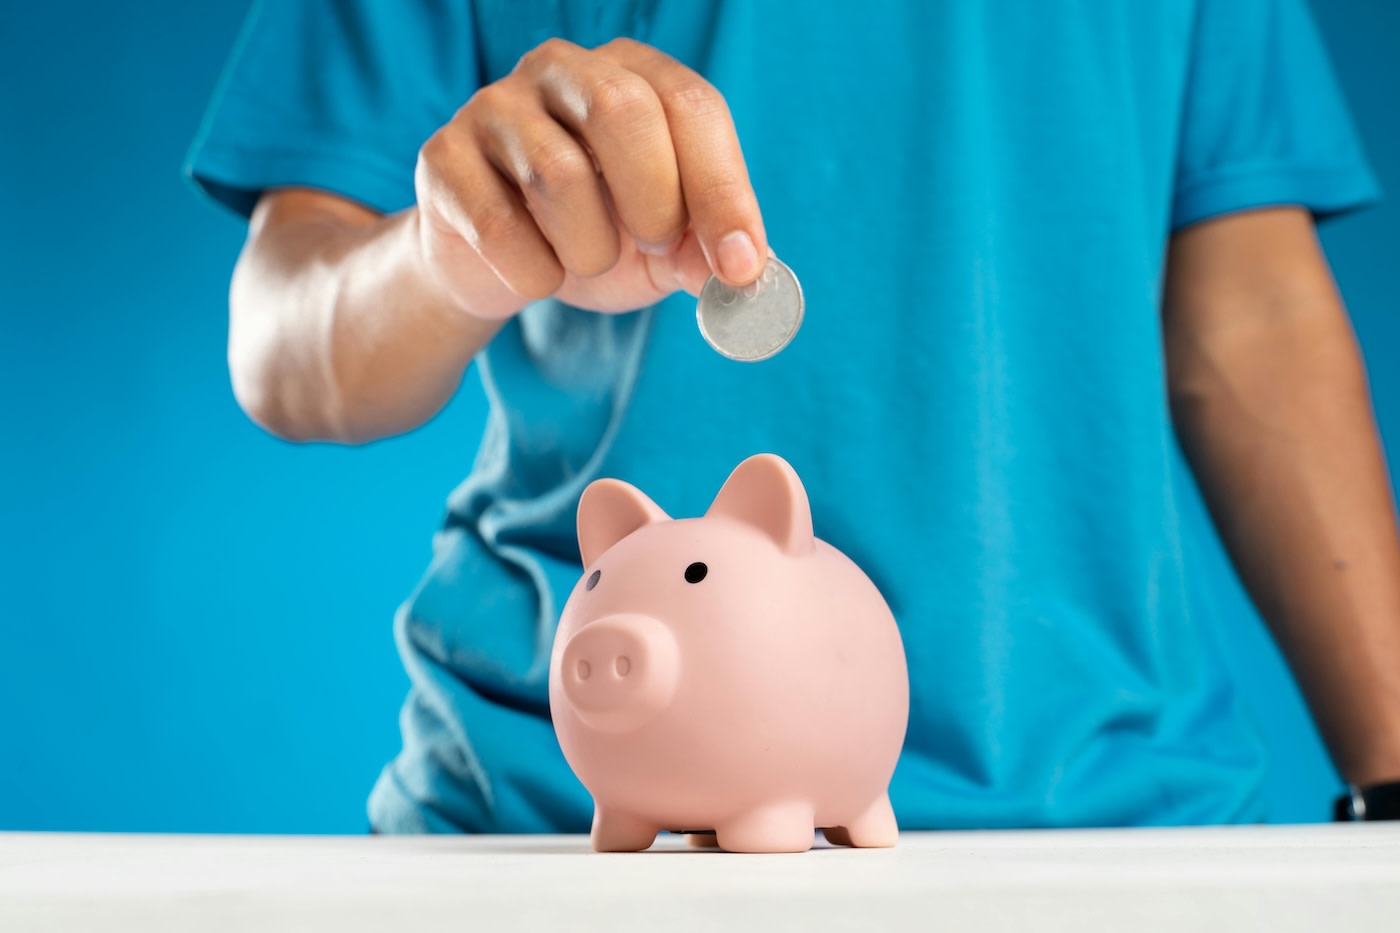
left=586, top=569, right=601, bottom=591
left=684, top=562, right=708, bottom=584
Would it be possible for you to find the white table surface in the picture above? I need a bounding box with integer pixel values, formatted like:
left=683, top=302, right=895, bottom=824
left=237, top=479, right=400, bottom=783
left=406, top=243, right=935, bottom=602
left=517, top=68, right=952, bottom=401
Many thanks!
left=2, top=824, right=1398, bottom=932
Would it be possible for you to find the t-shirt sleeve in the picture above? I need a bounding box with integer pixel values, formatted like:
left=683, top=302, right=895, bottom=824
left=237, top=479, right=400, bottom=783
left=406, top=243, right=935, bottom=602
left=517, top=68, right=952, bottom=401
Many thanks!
left=184, top=0, right=483, bottom=219
left=1171, top=0, right=1381, bottom=231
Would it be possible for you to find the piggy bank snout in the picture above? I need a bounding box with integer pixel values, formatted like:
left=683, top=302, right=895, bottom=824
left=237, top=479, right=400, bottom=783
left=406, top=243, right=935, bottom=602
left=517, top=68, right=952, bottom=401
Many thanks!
left=559, top=615, right=679, bottom=732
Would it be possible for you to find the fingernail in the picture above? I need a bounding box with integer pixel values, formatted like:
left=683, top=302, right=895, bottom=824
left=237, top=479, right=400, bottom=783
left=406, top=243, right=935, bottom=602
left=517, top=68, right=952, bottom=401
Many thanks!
left=716, top=231, right=760, bottom=283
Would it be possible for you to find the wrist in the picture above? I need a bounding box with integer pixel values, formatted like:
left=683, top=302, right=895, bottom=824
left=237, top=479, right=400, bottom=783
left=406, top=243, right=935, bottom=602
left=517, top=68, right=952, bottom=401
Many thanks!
left=1340, top=738, right=1400, bottom=791
left=408, top=207, right=528, bottom=325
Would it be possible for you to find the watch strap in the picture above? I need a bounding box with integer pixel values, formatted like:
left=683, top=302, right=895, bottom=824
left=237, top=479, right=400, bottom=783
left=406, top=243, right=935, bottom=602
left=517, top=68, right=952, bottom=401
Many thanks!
left=1333, top=781, right=1400, bottom=821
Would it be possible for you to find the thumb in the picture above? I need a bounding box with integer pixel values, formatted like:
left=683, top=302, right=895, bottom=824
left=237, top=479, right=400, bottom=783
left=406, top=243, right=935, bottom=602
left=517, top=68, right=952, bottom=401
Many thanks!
left=644, top=231, right=710, bottom=297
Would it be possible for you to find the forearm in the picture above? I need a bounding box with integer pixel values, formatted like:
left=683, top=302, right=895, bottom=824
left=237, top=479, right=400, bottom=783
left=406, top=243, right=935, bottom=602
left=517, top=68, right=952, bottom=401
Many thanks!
left=229, top=191, right=515, bottom=443
left=1165, top=214, right=1400, bottom=786
left=226, top=39, right=772, bottom=444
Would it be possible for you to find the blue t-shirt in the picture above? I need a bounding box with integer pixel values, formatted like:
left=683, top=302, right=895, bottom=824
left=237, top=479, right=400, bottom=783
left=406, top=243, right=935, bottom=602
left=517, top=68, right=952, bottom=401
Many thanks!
left=188, top=0, right=1379, bottom=832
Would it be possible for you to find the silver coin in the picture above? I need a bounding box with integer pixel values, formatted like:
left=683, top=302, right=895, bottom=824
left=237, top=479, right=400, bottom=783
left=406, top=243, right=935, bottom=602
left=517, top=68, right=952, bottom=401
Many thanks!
left=696, top=256, right=804, bottom=362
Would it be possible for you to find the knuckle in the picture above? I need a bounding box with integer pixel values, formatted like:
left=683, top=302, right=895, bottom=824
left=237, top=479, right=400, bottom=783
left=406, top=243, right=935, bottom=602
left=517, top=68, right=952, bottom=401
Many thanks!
left=463, top=81, right=511, bottom=119
left=414, top=128, right=480, bottom=212
left=537, top=36, right=573, bottom=57
left=518, top=37, right=573, bottom=73
left=587, top=73, right=657, bottom=123
left=691, top=181, right=757, bottom=235
left=695, top=174, right=749, bottom=209
left=596, top=36, right=648, bottom=60
left=465, top=199, right=523, bottom=247
left=417, top=126, right=461, bottom=173
left=523, top=142, right=594, bottom=198
left=659, top=76, right=727, bottom=118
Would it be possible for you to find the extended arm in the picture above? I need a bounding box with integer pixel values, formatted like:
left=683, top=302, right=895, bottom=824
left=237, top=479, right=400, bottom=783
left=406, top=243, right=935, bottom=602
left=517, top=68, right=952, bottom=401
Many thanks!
left=230, top=191, right=506, bottom=444
left=1163, top=206, right=1400, bottom=787
left=228, top=39, right=764, bottom=444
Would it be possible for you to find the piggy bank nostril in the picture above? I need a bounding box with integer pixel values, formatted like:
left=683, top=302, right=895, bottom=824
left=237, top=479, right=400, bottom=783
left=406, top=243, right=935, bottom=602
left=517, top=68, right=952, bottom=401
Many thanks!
left=555, top=615, right=681, bottom=732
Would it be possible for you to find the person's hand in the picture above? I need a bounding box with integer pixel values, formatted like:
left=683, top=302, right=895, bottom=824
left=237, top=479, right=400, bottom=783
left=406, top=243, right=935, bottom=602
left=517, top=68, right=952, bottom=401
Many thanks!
left=415, top=37, right=768, bottom=319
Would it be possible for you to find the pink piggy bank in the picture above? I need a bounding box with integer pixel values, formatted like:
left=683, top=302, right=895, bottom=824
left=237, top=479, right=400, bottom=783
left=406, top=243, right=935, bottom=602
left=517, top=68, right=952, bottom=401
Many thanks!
left=549, top=453, right=909, bottom=853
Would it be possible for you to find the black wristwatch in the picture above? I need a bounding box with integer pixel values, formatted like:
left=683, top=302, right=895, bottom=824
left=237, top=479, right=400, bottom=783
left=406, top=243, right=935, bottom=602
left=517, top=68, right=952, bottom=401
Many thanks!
left=1332, top=782, right=1400, bottom=821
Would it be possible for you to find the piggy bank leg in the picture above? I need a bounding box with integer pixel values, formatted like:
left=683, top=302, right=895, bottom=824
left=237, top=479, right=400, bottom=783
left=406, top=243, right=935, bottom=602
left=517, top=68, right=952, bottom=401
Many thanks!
left=591, top=807, right=658, bottom=852
left=825, top=795, right=898, bottom=848
left=685, top=832, right=721, bottom=848
left=714, top=801, right=815, bottom=853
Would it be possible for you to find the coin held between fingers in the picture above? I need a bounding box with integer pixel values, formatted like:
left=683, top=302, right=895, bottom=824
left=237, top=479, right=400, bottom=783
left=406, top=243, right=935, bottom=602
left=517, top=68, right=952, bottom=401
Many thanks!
left=695, top=256, right=804, bottom=362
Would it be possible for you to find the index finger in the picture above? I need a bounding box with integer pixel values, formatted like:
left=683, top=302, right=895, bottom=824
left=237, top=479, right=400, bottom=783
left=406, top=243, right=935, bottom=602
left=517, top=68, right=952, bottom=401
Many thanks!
left=597, top=39, right=768, bottom=287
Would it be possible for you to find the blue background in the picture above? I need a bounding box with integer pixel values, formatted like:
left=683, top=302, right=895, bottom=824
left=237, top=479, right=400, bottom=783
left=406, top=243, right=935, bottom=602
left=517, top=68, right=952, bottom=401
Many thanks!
left=1, top=1, right=1395, bottom=833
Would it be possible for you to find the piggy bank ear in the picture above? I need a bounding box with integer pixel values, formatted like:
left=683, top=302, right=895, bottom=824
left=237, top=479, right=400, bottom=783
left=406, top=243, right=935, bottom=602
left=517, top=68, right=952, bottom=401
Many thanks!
left=578, top=479, right=670, bottom=566
left=705, top=454, right=814, bottom=554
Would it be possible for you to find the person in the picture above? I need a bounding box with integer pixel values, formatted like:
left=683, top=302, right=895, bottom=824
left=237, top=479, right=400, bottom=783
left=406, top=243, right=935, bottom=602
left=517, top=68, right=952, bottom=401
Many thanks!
left=186, top=0, right=1400, bottom=833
